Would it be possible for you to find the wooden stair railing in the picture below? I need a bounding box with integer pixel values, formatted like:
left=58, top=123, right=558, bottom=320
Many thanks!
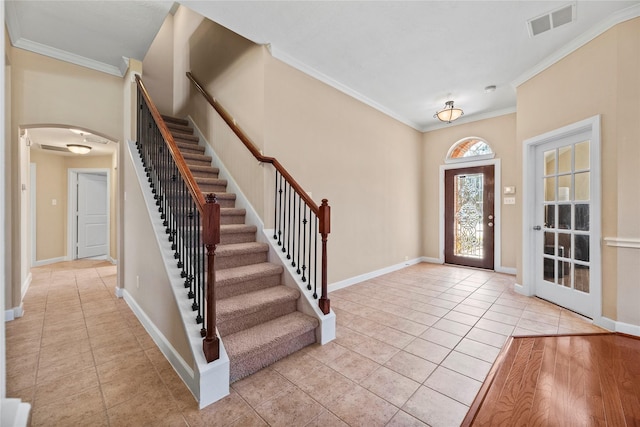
left=186, top=71, right=331, bottom=315
left=136, top=75, right=220, bottom=362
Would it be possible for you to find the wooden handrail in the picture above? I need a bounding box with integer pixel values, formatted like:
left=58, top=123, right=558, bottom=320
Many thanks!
left=136, top=75, right=206, bottom=212
left=186, top=72, right=319, bottom=215
left=136, top=75, right=220, bottom=362
left=187, top=71, right=331, bottom=315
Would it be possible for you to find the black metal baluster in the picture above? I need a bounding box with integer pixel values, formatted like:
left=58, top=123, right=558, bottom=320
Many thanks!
left=301, top=205, right=307, bottom=283
left=296, top=194, right=302, bottom=274
left=306, top=205, right=312, bottom=291
left=277, top=174, right=283, bottom=246
left=313, top=216, right=318, bottom=299
left=273, top=170, right=279, bottom=240
left=291, top=194, right=297, bottom=268
left=281, top=181, right=287, bottom=254
left=286, top=183, right=292, bottom=259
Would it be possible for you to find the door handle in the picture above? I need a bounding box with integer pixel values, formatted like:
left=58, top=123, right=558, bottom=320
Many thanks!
left=533, top=225, right=542, bottom=231
left=488, top=222, right=494, bottom=227
left=488, top=215, right=494, bottom=220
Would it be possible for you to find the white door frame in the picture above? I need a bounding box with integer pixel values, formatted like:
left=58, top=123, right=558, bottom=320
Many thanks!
left=520, top=115, right=602, bottom=322
left=439, top=158, right=505, bottom=272
left=30, top=163, right=36, bottom=266
left=67, top=168, right=111, bottom=261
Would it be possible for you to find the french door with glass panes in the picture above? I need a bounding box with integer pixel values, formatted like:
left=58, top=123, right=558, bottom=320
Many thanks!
left=534, top=132, right=599, bottom=318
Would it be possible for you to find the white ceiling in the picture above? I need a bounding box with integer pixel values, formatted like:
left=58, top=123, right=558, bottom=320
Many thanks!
left=27, top=127, right=117, bottom=157
left=5, top=1, right=640, bottom=133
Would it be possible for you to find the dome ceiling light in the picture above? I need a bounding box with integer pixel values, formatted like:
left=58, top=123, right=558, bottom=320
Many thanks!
left=434, top=100, right=464, bottom=124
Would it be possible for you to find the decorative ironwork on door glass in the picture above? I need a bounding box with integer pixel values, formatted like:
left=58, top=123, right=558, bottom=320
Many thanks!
left=454, top=173, right=484, bottom=258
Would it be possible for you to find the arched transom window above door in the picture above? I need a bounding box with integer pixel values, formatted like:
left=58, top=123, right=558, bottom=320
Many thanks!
left=445, top=137, right=495, bottom=164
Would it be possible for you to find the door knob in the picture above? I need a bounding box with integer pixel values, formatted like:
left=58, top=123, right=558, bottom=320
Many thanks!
left=488, top=222, right=494, bottom=227
left=488, top=215, right=494, bottom=220
left=533, top=225, right=542, bottom=230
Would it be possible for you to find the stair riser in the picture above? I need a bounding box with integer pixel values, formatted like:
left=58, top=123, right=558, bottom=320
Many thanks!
left=191, top=171, right=219, bottom=180
left=220, top=232, right=256, bottom=245
left=216, top=273, right=282, bottom=299
left=215, top=251, right=268, bottom=270
left=221, top=215, right=246, bottom=225
left=172, top=133, right=199, bottom=143
left=177, top=145, right=205, bottom=155
left=167, top=124, right=193, bottom=134
left=198, top=184, right=228, bottom=193
left=218, top=300, right=297, bottom=337
left=229, top=329, right=316, bottom=383
left=185, top=158, right=212, bottom=167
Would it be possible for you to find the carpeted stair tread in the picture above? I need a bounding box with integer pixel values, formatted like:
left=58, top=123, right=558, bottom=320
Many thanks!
left=221, top=208, right=246, bottom=217
left=161, top=115, right=189, bottom=126
left=216, top=242, right=269, bottom=258
left=176, top=141, right=204, bottom=154
left=221, top=224, right=257, bottom=234
left=195, top=177, right=228, bottom=186
left=182, top=152, right=212, bottom=162
left=166, top=122, right=193, bottom=134
left=172, top=132, right=200, bottom=143
left=189, top=164, right=220, bottom=176
left=217, top=286, right=299, bottom=323
left=224, top=311, right=319, bottom=367
left=215, top=262, right=283, bottom=286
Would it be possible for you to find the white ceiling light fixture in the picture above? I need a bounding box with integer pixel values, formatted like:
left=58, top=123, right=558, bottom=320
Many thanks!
left=434, top=101, right=464, bottom=123
left=67, top=144, right=92, bottom=155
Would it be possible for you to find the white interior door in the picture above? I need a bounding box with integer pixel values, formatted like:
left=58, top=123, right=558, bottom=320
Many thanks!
left=77, top=173, right=108, bottom=258
left=533, top=129, right=600, bottom=318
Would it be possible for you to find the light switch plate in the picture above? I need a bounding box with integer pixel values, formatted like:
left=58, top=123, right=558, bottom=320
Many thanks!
left=504, top=186, right=516, bottom=195
left=504, top=197, right=516, bottom=205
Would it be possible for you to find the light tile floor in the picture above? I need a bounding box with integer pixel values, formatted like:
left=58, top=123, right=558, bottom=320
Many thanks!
left=6, top=261, right=606, bottom=426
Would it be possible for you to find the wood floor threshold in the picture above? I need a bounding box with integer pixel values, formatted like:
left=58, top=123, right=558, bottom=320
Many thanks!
left=462, top=332, right=640, bottom=426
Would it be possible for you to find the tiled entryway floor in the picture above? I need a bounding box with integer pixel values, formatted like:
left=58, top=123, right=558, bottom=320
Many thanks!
left=6, top=261, right=605, bottom=426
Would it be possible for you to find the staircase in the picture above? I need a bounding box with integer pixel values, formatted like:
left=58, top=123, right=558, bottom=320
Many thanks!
left=161, top=115, right=319, bottom=382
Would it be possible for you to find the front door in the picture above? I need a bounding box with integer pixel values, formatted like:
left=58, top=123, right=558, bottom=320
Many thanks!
left=533, top=132, right=598, bottom=317
left=77, top=173, right=108, bottom=259
left=444, top=165, right=494, bottom=269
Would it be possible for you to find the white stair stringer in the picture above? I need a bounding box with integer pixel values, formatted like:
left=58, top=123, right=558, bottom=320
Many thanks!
left=127, top=140, right=229, bottom=409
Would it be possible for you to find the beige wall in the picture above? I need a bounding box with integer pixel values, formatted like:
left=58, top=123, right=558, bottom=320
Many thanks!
left=264, top=56, right=423, bottom=282
left=30, top=150, right=117, bottom=261
left=422, top=114, right=518, bottom=269
left=122, top=142, right=193, bottom=366
left=142, top=14, right=174, bottom=115
left=517, top=18, right=640, bottom=324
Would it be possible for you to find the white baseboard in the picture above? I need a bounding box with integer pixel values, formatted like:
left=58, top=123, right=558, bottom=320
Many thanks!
left=21, top=272, right=32, bottom=300
left=329, top=257, right=425, bottom=292
left=596, top=316, right=640, bottom=337
left=32, top=257, right=66, bottom=267
left=108, top=257, right=118, bottom=265
left=421, top=256, right=443, bottom=264
left=5, top=305, right=24, bottom=321
left=1, top=399, right=31, bottom=427
left=495, top=266, right=517, bottom=275
left=114, top=287, right=124, bottom=298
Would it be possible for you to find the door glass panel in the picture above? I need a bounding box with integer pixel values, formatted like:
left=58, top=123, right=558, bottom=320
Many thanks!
left=575, top=140, right=590, bottom=170
left=575, top=172, right=590, bottom=201
left=559, top=261, right=572, bottom=288
left=558, top=146, right=572, bottom=174
left=544, top=257, right=555, bottom=282
left=558, top=233, right=571, bottom=259
left=575, top=235, right=589, bottom=262
left=575, top=265, right=590, bottom=293
left=544, top=150, right=556, bottom=175
left=558, top=175, right=572, bottom=201
left=544, top=232, right=555, bottom=255
left=544, top=177, right=556, bottom=201
left=454, top=173, right=483, bottom=258
left=545, top=205, right=555, bottom=228
left=575, top=204, right=590, bottom=231
left=558, top=204, right=571, bottom=230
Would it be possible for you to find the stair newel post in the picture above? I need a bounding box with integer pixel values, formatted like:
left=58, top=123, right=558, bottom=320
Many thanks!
left=202, top=193, right=220, bottom=363
left=318, top=199, right=331, bottom=315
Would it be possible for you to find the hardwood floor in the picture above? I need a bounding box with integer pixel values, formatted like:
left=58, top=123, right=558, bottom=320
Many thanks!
left=462, top=333, right=640, bottom=426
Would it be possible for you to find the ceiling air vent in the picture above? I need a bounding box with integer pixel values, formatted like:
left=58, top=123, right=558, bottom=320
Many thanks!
left=528, top=4, right=575, bottom=37
left=40, top=144, right=70, bottom=152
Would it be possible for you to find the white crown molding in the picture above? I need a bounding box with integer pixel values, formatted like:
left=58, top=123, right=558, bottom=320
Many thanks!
left=11, top=37, right=125, bottom=77
left=270, top=46, right=423, bottom=132
left=421, top=107, right=517, bottom=133
left=512, top=3, right=640, bottom=88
